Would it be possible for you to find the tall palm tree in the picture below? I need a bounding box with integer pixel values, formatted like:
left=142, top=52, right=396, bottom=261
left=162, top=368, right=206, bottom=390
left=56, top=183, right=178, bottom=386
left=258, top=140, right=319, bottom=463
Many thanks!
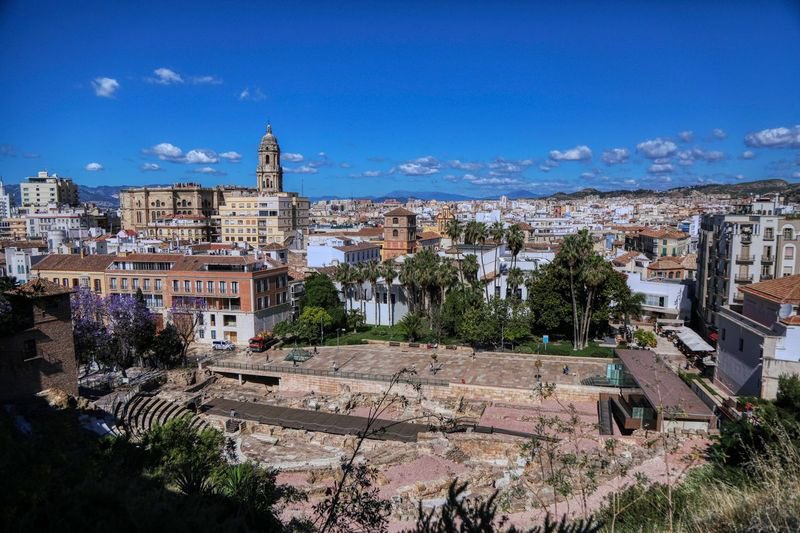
left=381, top=261, right=398, bottom=326
left=363, top=260, right=381, bottom=326
left=464, top=220, right=480, bottom=246
left=445, top=218, right=464, bottom=285
left=352, top=264, right=366, bottom=315
left=399, top=256, right=417, bottom=314
left=577, top=255, right=610, bottom=349
left=462, top=254, right=479, bottom=287
left=560, top=229, right=594, bottom=350
left=506, top=225, right=524, bottom=272
left=334, top=263, right=352, bottom=312
left=435, top=261, right=459, bottom=310
left=507, top=267, right=524, bottom=301
left=489, top=221, right=505, bottom=297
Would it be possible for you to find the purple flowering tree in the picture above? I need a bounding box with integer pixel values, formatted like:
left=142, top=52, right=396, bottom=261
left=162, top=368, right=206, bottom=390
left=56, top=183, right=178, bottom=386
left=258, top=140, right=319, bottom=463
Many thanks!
left=169, top=296, right=208, bottom=365
left=71, top=287, right=113, bottom=373
left=105, top=293, right=155, bottom=370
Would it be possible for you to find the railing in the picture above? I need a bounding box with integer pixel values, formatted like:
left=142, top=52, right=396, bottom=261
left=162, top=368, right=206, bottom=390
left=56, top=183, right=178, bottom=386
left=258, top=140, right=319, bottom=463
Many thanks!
left=735, top=254, right=755, bottom=263
left=734, top=274, right=753, bottom=283
left=763, top=234, right=775, bottom=241
left=761, top=255, right=774, bottom=264
left=761, top=274, right=774, bottom=280
left=209, top=360, right=451, bottom=387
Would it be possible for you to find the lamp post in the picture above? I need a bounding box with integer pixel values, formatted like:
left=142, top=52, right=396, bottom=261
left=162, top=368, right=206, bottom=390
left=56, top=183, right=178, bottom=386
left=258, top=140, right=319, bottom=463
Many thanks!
left=320, top=317, right=324, bottom=345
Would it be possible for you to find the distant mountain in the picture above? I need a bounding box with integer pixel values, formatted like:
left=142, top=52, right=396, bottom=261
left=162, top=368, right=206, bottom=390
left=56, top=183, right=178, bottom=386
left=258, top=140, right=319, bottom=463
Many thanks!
left=545, top=179, right=795, bottom=201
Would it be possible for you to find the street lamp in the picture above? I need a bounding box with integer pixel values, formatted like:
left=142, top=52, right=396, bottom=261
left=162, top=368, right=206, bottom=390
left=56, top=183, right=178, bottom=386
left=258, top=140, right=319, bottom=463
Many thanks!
left=320, top=317, right=324, bottom=345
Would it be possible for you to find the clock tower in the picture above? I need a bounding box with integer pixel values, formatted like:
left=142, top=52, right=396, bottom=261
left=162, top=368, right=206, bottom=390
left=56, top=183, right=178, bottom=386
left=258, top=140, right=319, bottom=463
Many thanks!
left=256, top=123, right=283, bottom=193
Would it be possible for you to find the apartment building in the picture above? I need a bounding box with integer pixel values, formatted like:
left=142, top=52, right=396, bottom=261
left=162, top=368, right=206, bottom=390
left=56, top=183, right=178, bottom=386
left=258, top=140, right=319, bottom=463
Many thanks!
left=4, top=242, right=49, bottom=283
left=20, top=171, right=79, bottom=208
left=216, top=190, right=310, bottom=250
left=646, top=254, right=697, bottom=281
left=33, top=251, right=291, bottom=345
left=0, top=216, right=26, bottom=240
left=625, top=227, right=690, bottom=259
left=307, top=237, right=381, bottom=267
left=695, top=199, right=800, bottom=336
left=0, top=179, right=12, bottom=219
left=716, top=274, right=800, bottom=399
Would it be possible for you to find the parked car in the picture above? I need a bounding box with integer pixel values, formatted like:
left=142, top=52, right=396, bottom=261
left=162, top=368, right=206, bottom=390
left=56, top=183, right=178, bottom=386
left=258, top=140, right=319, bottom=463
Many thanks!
left=212, top=340, right=235, bottom=351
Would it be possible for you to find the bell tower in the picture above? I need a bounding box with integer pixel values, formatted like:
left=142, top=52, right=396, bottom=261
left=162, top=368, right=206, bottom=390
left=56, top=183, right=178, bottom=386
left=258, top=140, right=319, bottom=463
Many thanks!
left=256, top=123, right=283, bottom=193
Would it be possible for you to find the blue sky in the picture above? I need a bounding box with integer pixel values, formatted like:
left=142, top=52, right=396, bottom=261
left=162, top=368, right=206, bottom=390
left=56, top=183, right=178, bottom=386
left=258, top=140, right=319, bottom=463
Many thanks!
left=1, top=1, right=800, bottom=198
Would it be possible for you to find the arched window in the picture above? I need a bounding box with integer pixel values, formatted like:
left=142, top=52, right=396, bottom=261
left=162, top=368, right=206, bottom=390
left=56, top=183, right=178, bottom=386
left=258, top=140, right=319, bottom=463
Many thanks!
left=266, top=155, right=270, bottom=164
left=392, top=229, right=399, bottom=238
left=668, top=272, right=674, bottom=279
left=181, top=200, right=187, bottom=207
left=784, top=227, right=794, bottom=240
left=392, top=217, right=399, bottom=225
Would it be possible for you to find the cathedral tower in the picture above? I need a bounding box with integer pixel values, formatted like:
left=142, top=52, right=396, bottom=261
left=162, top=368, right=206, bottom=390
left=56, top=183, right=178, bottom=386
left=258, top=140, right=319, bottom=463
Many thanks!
left=256, top=123, right=283, bottom=193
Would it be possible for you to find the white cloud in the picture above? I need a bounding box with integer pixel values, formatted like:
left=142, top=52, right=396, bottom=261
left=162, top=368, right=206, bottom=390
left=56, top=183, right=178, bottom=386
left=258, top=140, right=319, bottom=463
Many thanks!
left=648, top=162, right=674, bottom=174
left=793, top=171, right=800, bottom=179
left=601, top=148, right=629, bottom=165
left=676, top=148, right=726, bottom=165
left=636, top=138, right=678, bottom=159
left=239, top=87, right=266, bottom=101
left=185, top=149, right=219, bottom=164
left=539, top=160, right=559, bottom=172
left=361, top=170, right=382, bottom=177
left=744, top=125, right=800, bottom=148
left=149, top=142, right=183, bottom=161
left=141, top=163, right=162, bottom=171
left=339, top=162, right=352, bottom=169
left=190, top=75, right=222, bottom=85
left=623, top=179, right=638, bottom=186
left=678, top=131, right=694, bottom=142
left=449, top=159, right=482, bottom=170
left=219, top=151, right=242, bottom=162
left=283, top=152, right=304, bottom=163
left=712, top=128, right=727, bottom=139
left=740, top=150, right=756, bottom=160
left=150, top=68, right=183, bottom=85
left=283, top=165, right=318, bottom=174
left=92, top=77, right=119, bottom=98
left=396, top=156, right=441, bottom=176
left=192, top=166, right=226, bottom=176
left=548, top=145, right=592, bottom=162
left=463, top=174, right=526, bottom=186
left=85, top=162, right=103, bottom=171
left=488, top=158, right=532, bottom=173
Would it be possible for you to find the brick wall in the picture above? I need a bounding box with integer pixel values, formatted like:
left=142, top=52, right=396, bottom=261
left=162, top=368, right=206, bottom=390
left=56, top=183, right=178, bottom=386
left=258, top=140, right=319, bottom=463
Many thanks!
left=0, top=291, right=78, bottom=400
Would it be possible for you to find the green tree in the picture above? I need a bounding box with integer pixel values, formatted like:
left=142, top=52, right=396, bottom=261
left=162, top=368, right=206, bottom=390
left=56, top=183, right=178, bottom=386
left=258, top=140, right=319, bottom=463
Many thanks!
left=363, top=260, right=381, bottom=326
left=634, top=329, right=657, bottom=348
left=381, top=261, right=398, bottom=325
left=150, top=323, right=184, bottom=368
left=296, top=306, right=333, bottom=345
left=303, top=273, right=345, bottom=328
left=459, top=300, right=493, bottom=348
left=396, top=311, right=424, bottom=341
left=346, top=309, right=366, bottom=332
left=489, top=221, right=505, bottom=295
left=506, top=224, right=525, bottom=271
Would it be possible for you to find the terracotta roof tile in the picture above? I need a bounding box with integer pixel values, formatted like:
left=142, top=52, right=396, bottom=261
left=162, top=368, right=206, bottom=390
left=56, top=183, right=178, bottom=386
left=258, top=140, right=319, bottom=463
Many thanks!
left=383, top=207, right=416, bottom=217
left=740, top=274, right=800, bottom=304
left=33, top=254, right=116, bottom=273
left=10, top=278, right=71, bottom=296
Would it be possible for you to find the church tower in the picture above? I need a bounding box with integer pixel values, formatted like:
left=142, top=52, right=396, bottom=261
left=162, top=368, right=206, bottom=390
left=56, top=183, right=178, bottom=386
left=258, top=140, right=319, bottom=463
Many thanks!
left=256, top=123, right=283, bottom=193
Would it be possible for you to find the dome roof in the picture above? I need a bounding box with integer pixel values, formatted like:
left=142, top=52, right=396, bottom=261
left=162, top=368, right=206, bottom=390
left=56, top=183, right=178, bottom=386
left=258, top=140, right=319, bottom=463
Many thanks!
left=260, top=123, right=278, bottom=147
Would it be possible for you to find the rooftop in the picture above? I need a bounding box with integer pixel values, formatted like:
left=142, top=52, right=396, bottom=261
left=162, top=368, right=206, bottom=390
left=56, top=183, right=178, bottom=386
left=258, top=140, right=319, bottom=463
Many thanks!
left=33, top=254, right=116, bottom=273
left=740, top=274, right=800, bottom=305
left=384, top=207, right=416, bottom=217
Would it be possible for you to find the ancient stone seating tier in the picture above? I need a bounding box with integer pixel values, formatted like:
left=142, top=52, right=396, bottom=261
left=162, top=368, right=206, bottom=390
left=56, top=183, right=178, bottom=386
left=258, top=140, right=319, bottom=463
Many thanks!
left=115, top=392, right=210, bottom=437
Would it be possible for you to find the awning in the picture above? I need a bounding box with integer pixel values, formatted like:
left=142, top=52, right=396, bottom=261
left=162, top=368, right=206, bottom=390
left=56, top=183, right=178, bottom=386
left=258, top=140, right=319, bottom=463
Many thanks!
left=657, top=318, right=685, bottom=326
left=676, top=327, right=715, bottom=353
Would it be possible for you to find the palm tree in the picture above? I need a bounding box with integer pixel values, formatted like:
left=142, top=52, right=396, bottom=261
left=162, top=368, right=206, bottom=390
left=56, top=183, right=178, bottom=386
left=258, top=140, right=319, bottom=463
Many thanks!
left=506, top=225, right=524, bottom=271
left=464, top=220, right=480, bottom=246
left=334, top=263, right=352, bottom=312
left=435, top=261, right=459, bottom=310
left=462, top=254, right=479, bottom=287
left=560, top=229, right=594, bottom=350
left=399, top=257, right=417, bottom=314
left=397, top=312, right=424, bottom=342
left=614, top=287, right=645, bottom=341
left=381, top=261, right=398, bottom=326
left=489, top=222, right=505, bottom=297
left=363, top=260, right=381, bottom=326
left=507, top=267, right=524, bottom=301
left=577, top=255, right=611, bottom=349
left=445, top=218, right=464, bottom=284
left=352, top=264, right=366, bottom=315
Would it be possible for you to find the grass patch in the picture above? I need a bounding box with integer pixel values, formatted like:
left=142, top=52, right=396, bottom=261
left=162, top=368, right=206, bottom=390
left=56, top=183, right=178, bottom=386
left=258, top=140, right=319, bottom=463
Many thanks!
left=513, top=340, right=615, bottom=358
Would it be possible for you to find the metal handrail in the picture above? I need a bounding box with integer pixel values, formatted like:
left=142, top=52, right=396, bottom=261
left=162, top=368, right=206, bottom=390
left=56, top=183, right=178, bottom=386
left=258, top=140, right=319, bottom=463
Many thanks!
left=209, top=360, right=450, bottom=387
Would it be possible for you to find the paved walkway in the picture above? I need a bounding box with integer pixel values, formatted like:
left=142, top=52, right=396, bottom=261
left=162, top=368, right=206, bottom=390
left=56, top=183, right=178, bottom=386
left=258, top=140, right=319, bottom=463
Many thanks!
left=218, top=345, right=612, bottom=391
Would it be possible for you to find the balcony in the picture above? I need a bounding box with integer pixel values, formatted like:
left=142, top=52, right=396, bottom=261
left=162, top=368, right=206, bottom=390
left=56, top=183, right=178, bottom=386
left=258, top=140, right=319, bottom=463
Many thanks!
left=733, top=293, right=744, bottom=303
left=736, top=254, right=755, bottom=263
left=734, top=274, right=753, bottom=284
left=761, top=274, right=774, bottom=281
left=761, top=255, right=774, bottom=264
left=741, top=234, right=752, bottom=245
left=763, top=234, right=775, bottom=242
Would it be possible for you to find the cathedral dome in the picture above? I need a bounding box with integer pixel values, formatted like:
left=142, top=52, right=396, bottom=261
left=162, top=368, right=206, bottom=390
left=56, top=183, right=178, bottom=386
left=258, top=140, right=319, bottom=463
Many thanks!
left=260, top=123, right=278, bottom=148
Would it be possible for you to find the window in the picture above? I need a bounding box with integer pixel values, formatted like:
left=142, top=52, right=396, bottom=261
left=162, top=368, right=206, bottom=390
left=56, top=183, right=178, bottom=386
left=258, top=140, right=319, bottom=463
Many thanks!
left=765, top=228, right=774, bottom=239
left=132, top=278, right=139, bottom=289
left=198, top=329, right=204, bottom=339
left=155, top=279, right=162, bottom=290
left=739, top=338, right=744, bottom=352
left=121, top=278, right=129, bottom=289
left=223, top=315, right=236, bottom=327
left=207, top=281, right=214, bottom=293
left=144, top=278, right=150, bottom=290
left=392, top=229, right=399, bottom=237
left=196, top=280, right=203, bottom=292
left=392, top=217, right=399, bottom=224
left=784, top=228, right=794, bottom=240
left=172, top=280, right=179, bottom=291
left=210, top=314, right=216, bottom=326
left=184, top=280, right=191, bottom=292
left=94, top=279, right=101, bottom=292
left=110, top=278, right=117, bottom=289
left=219, top=281, right=226, bottom=294
left=211, top=330, right=216, bottom=340
left=231, top=281, right=239, bottom=294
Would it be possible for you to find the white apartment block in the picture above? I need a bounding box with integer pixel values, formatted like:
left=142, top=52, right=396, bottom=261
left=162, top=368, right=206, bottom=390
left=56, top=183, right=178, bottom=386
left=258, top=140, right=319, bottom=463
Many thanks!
left=20, top=171, right=79, bottom=208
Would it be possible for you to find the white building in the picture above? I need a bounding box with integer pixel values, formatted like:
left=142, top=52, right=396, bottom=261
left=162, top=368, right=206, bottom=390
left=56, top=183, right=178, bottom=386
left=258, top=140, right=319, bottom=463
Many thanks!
left=716, top=274, right=800, bottom=399
left=307, top=237, right=380, bottom=268
left=0, top=180, right=12, bottom=219
left=4, top=245, right=49, bottom=283
left=20, top=171, right=79, bottom=208
left=627, top=272, right=691, bottom=321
